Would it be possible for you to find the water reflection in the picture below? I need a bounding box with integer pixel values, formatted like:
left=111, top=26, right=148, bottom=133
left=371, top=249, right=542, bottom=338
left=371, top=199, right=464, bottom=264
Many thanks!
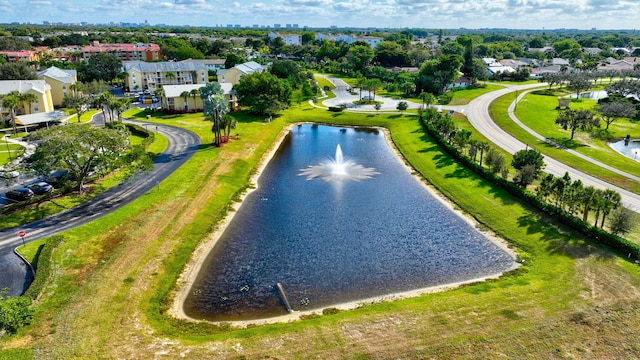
left=183, top=124, right=515, bottom=321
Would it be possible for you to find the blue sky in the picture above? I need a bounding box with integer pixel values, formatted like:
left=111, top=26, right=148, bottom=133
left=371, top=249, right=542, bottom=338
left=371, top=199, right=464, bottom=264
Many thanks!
left=3, top=0, right=640, bottom=30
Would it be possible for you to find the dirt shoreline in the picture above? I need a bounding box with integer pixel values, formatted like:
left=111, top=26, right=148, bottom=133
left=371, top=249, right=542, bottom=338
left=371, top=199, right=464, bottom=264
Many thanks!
left=168, top=122, right=519, bottom=327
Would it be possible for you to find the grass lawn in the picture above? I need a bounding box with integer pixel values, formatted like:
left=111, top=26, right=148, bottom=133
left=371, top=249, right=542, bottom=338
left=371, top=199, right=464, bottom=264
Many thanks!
left=5, top=99, right=640, bottom=358
left=61, top=109, right=100, bottom=123
left=447, top=84, right=505, bottom=105
left=516, top=92, right=640, bottom=177
left=0, top=141, right=24, bottom=166
left=490, top=92, right=640, bottom=195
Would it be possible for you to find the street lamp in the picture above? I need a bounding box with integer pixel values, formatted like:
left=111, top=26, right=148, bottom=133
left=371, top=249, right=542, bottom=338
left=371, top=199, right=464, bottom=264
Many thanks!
left=514, top=89, right=519, bottom=111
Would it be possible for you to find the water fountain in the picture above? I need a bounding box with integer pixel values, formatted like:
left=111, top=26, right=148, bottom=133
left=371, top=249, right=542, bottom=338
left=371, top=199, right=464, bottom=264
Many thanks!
left=298, top=144, right=379, bottom=182
left=182, top=124, right=516, bottom=322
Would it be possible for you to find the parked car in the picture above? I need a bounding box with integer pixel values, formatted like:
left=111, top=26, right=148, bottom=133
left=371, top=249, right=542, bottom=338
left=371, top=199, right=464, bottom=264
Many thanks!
left=0, top=170, right=19, bottom=179
left=28, top=181, right=54, bottom=195
left=44, top=170, right=71, bottom=188
left=5, top=187, right=35, bottom=201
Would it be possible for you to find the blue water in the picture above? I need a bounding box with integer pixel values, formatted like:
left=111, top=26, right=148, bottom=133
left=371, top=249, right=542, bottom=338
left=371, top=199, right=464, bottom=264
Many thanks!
left=609, top=139, right=640, bottom=162
left=183, top=124, right=515, bottom=321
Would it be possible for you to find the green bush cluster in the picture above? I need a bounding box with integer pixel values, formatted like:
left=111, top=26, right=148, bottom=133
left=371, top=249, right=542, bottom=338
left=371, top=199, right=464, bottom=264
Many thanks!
left=328, top=106, right=343, bottom=112
left=418, top=113, right=640, bottom=260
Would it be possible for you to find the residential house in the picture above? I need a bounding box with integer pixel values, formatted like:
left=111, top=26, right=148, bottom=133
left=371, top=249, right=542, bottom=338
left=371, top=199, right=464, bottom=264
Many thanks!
left=0, top=80, right=54, bottom=121
left=37, top=66, right=77, bottom=107
left=487, top=64, right=516, bottom=77
left=82, top=41, right=161, bottom=62
left=0, top=50, right=39, bottom=63
left=448, top=76, right=471, bottom=89
left=216, top=61, right=267, bottom=85
left=551, top=58, right=570, bottom=66
left=499, top=59, right=529, bottom=69
left=162, top=83, right=236, bottom=112
left=583, top=47, right=603, bottom=56
left=529, top=65, right=567, bottom=78
left=268, top=32, right=302, bottom=46
left=597, top=59, right=636, bottom=72
left=122, top=61, right=209, bottom=92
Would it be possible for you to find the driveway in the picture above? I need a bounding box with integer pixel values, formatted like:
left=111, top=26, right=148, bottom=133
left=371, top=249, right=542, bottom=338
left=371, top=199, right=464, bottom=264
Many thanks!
left=0, top=112, right=201, bottom=296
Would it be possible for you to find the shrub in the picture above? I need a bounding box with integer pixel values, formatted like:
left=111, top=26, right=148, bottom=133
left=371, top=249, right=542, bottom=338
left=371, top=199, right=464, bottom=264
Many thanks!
left=0, top=293, right=33, bottom=335
left=328, top=106, right=343, bottom=112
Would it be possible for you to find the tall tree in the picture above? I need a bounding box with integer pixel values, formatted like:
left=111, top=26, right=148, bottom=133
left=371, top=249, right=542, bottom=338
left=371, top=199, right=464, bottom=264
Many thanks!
left=2, top=91, right=21, bottom=134
left=28, top=124, right=133, bottom=192
left=0, top=62, right=37, bottom=80
left=200, top=82, right=229, bottom=146
left=18, top=92, right=38, bottom=114
left=180, top=91, right=190, bottom=111
left=608, top=207, right=636, bottom=236
left=597, top=101, right=636, bottom=130
left=511, top=148, right=545, bottom=182
left=77, top=53, right=122, bottom=83
left=566, top=73, right=592, bottom=98
left=234, top=71, right=292, bottom=116
left=555, top=109, right=600, bottom=139
left=189, top=88, right=200, bottom=110
left=416, top=54, right=462, bottom=94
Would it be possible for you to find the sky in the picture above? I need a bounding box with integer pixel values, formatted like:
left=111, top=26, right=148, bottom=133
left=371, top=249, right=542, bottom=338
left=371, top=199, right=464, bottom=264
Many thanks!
left=2, top=0, right=640, bottom=30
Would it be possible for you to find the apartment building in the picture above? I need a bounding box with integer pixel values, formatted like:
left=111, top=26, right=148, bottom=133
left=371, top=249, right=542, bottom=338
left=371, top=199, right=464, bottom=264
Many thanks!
left=82, top=41, right=161, bottom=62
left=122, top=61, right=208, bottom=92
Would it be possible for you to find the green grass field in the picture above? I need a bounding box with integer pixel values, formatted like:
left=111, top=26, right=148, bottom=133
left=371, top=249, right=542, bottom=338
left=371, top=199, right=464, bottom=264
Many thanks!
left=6, top=79, right=640, bottom=357
left=4, top=97, right=639, bottom=358
left=490, top=92, right=640, bottom=195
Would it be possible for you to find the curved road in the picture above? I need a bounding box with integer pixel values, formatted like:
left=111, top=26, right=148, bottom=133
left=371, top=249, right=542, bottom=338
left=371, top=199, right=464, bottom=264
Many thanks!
left=465, top=84, right=640, bottom=212
left=0, top=116, right=201, bottom=296
left=321, top=75, right=640, bottom=212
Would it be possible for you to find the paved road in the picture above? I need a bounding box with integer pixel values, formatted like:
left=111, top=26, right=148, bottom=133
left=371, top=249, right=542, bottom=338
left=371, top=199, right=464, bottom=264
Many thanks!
left=318, top=75, right=425, bottom=111
left=0, top=114, right=200, bottom=296
left=465, top=84, right=640, bottom=212
left=321, top=75, right=640, bottom=212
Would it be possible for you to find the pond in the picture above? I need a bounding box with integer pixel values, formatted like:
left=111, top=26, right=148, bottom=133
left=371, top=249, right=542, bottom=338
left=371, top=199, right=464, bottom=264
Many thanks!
left=183, top=124, right=516, bottom=322
left=568, top=90, right=608, bottom=100
left=609, top=139, right=640, bottom=162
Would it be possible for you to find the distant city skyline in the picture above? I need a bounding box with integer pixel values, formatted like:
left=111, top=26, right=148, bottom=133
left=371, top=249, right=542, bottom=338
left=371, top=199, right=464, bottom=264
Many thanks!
left=2, top=0, right=639, bottom=30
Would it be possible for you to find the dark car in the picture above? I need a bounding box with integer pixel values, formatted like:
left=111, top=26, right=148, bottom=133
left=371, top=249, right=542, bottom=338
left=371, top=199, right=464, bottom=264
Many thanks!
left=28, top=181, right=54, bottom=195
left=45, top=170, right=71, bottom=188
left=5, top=187, right=35, bottom=201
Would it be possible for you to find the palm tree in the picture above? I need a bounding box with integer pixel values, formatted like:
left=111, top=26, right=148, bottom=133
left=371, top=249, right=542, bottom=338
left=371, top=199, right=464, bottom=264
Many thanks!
left=2, top=91, right=22, bottom=134
left=367, top=78, right=383, bottom=101
left=220, top=114, right=237, bottom=142
left=166, top=72, right=176, bottom=85
left=599, top=189, right=621, bottom=228
left=19, top=92, right=38, bottom=114
left=420, top=92, right=436, bottom=109
left=189, top=88, right=200, bottom=110
left=477, top=141, right=490, bottom=166
left=201, top=82, right=229, bottom=146
left=154, top=87, right=165, bottom=110
left=180, top=91, right=190, bottom=111
left=579, top=185, right=597, bottom=222
left=355, top=76, right=367, bottom=101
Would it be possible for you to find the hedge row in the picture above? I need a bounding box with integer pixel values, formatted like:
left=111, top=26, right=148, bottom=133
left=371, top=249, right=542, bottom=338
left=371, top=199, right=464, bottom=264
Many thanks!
left=23, top=235, right=64, bottom=300
left=418, top=115, right=640, bottom=259
left=125, top=123, right=156, bottom=148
